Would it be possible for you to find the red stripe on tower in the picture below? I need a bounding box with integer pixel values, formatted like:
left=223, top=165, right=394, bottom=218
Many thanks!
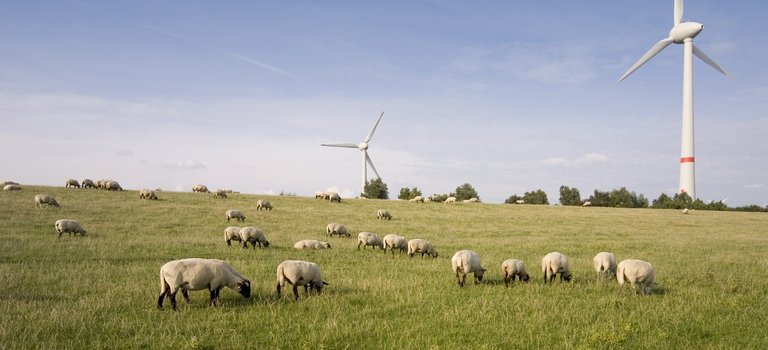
left=680, top=157, right=695, bottom=163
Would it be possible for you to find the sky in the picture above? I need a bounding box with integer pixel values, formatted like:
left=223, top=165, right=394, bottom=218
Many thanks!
left=1, top=1, right=766, bottom=206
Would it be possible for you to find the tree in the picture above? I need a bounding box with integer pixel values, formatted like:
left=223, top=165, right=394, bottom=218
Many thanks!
left=453, top=183, right=479, bottom=201
left=523, top=189, right=549, bottom=205
left=504, top=194, right=524, bottom=204
left=362, top=178, right=389, bottom=199
left=588, top=187, right=648, bottom=208
left=430, top=193, right=449, bottom=202
left=398, top=187, right=422, bottom=200
left=559, top=185, right=582, bottom=206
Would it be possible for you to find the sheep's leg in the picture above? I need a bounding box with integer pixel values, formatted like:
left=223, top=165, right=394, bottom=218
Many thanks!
left=209, top=289, right=219, bottom=306
left=242, top=241, right=248, bottom=249
left=504, top=275, right=511, bottom=288
left=169, top=292, right=178, bottom=310
left=157, top=289, right=168, bottom=309
left=226, top=240, right=231, bottom=246
left=182, top=290, right=191, bottom=304
left=292, top=285, right=300, bottom=301
left=276, top=283, right=282, bottom=297
left=357, top=242, right=362, bottom=250
left=459, top=273, right=466, bottom=287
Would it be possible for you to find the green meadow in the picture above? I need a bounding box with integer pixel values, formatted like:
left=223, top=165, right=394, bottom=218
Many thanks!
left=1, top=185, right=766, bottom=349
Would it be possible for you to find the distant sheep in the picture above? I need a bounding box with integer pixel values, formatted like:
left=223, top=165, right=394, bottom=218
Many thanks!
left=105, top=180, right=122, bottom=191
left=617, top=259, right=655, bottom=295
left=409, top=196, right=424, bottom=203
left=583, top=201, right=592, bottom=207
left=139, top=189, right=158, bottom=200
left=407, top=239, right=438, bottom=258
left=65, top=179, right=80, bottom=188
left=213, top=189, right=228, bottom=198
left=326, top=223, right=350, bottom=237
left=54, top=219, right=86, bottom=238
left=357, top=231, right=384, bottom=250
left=294, top=239, right=331, bottom=250
left=451, top=250, right=486, bottom=287
left=377, top=209, right=392, bottom=220
left=157, top=258, right=251, bottom=310
left=224, top=226, right=242, bottom=246
left=444, top=196, right=457, bottom=204
left=682, top=208, right=690, bottom=214
left=593, top=252, right=618, bottom=278
left=238, top=227, right=270, bottom=248
left=382, top=234, right=407, bottom=255
left=541, top=252, right=572, bottom=283
left=34, top=194, right=60, bottom=208
left=192, top=184, right=210, bottom=193
left=327, top=192, right=341, bottom=203
left=501, top=259, right=530, bottom=287
left=3, top=184, right=21, bottom=191
left=226, top=209, right=246, bottom=222
left=276, top=260, right=329, bottom=301
left=81, top=179, right=96, bottom=189
left=256, top=200, right=273, bottom=211
left=1, top=181, right=19, bottom=187
left=515, top=200, right=525, bottom=204
left=314, top=191, right=325, bottom=199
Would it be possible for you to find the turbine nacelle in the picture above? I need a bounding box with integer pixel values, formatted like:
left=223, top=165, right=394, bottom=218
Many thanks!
left=670, top=22, right=703, bottom=43
left=358, top=142, right=369, bottom=151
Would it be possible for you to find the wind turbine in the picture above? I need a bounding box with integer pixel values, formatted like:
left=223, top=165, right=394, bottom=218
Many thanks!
left=618, top=0, right=730, bottom=200
left=321, top=111, right=385, bottom=195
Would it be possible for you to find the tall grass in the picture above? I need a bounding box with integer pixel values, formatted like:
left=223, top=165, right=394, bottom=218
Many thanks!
left=1, top=185, right=766, bottom=349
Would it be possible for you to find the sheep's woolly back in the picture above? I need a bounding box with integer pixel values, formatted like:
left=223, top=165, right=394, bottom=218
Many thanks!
left=617, top=259, right=655, bottom=295
left=276, top=260, right=323, bottom=287
left=451, top=250, right=484, bottom=275
left=294, top=240, right=331, bottom=250
left=159, top=258, right=249, bottom=294
left=593, top=252, right=617, bottom=275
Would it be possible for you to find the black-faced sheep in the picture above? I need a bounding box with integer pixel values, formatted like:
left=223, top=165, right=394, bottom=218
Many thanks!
left=377, top=209, right=392, bottom=220
left=192, top=184, right=210, bottom=193
left=326, top=223, right=350, bottom=237
left=407, top=239, right=438, bottom=258
left=139, top=189, right=158, bottom=200
left=593, top=252, right=617, bottom=278
left=357, top=232, right=384, bottom=250
left=81, top=179, right=96, bottom=189
left=617, top=259, right=655, bottom=295
left=54, top=219, right=86, bottom=238
left=542, top=252, right=572, bottom=283
left=213, top=189, right=228, bottom=198
left=3, top=184, right=22, bottom=191
left=65, top=179, right=80, bottom=188
left=276, top=260, right=329, bottom=301
left=256, top=200, right=273, bottom=211
left=382, top=234, right=407, bottom=255
left=34, top=194, right=60, bottom=208
left=157, top=258, right=251, bottom=310
left=238, top=227, right=269, bottom=248
left=224, top=226, right=242, bottom=246
left=226, top=210, right=246, bottom=222
left=451, top=250, right=486, bottom=287
left=294, top=240, right=331, bottom=250
left=501, top=259, right=530, bottom=287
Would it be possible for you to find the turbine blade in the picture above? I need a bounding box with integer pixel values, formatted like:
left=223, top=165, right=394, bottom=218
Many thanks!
left=674, top=0, right=684, bottom=26
left=321, top=143, right=358, bottom=148
left=365, top=152, right=381, bottom=179
left=692, top=44, right=731, bottom=77
left=617, top=37, right=674, bottom=83
left=363, top=111, right=385, bottom=143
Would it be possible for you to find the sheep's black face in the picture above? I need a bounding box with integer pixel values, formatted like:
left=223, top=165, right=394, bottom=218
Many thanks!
left=563, top=273, right=573, bottom=282
left=263, top=241, right=270, bottom=248
left=521, top=274, right=530, bottom=282
left=238, top=281, right=251, bottom=298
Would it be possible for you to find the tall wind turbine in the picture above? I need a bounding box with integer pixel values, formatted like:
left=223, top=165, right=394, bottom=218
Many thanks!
left=618, top=0, right=730, bottom=200
left=321, top=111, right=385, bottom=195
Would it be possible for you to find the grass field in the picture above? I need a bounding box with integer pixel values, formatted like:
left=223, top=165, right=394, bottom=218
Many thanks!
left=1, top=185, right=766, bottom=349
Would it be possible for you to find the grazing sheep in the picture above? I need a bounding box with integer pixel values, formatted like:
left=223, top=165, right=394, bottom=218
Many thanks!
left=34, top=194, right=60, bottom=208
left=541, top=252, right=572, bottom=283
left=192, top=184, right=210, bottom=193
left=326, top=223, right=350, bottom=237
left=382, top=234, right=407, bottom=255
left=501, top=259, right=530, bottom=287
left=256, top=200, right=273, bottom=211
left=3, top=184, right=21, bottom=191
left=54, top=219, right=86, bottom=238
left=314, top=191, right=325, bottom=199
left=139, top=189, right=158, bottom=200
left=226, top=209, right=246, bottom=222
left=105, top=180, right=122, bottom=191
left=81, top=179, right=96, bottom=189
left=515, top=200, right=525, bottom=204
left=238, top=227, right=269, bottom=248
left=423, top=197, right=432, bottom=203
left=593, top=252, right=618, bottom=278
left=224, top=226, right=242, bottom=246
left=1, top=181, right=19, bottom=187
left=583, top=201, right=592, bottom=207
left=213, top=189, right=228, bottom=198
left=65, top=179, right=80, bottom=188
left=617, top=259, right=655, bottom=296
left=409, top=196, right=424, bottom=203
left=157, top=258, right=251, bottom=310
left=682, top=208, right=690, bottom=214
left=377, top=209, right=392, bottom=220
left=276, top=260, right=329, bottom=301
left=357, top=232, right=384, bottom=250
left=444, top=196, right=457, bottom=204
left=328, top=192, right=341, bottom=203
left=407, top=239, right=438, bottom=258
left=451, top=250, right=486, bottom=287
left=294, top=240, right=331, bottom=250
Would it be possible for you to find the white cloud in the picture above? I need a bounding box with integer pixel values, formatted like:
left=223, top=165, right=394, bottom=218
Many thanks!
left=163, top=158, right=206, bottom=170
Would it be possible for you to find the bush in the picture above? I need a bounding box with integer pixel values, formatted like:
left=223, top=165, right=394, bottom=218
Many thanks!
left=452, top=183, right=480, bottom=201
left=398, top=187, right=423, bottom=200
left=362, top=178, right=389, bottom=199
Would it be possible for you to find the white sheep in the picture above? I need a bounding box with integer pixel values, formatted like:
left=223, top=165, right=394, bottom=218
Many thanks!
left=157, top=258, right=251, bottom=310
left=583, top=201, right=592, bottom=207
left=444, top=196, right=457, bottom=204
left=224, top=226, right=242, bottom=246
left=382, top=234, right=407, bottom=255
left=293, top=239, right=332, bottom=250
left=593, top=252, right=618, bottom=278
left=407, top=239, right=438, bottom=258
left=0, top=181, right=19, bottom=187
left=238, top=227, right=270, bottom=248
left=139, top=189, right=158, bottom=200
left=81, top=179, right=96, bottom=189
left=328, top=192, right=341, bottom=203
left=314, top=191, right=325, bottom=199
left=515, top=199, right=525, bottom=204
left=34, top=194, right=60, bottom=208
left=213, top=189, right=228, bottom=198
left=409, top=196, right=424, bottom=203
left=451, top=250, right=486, bottom=287
left=65, top=179, right=80, bottom=188
left=192, top=184, right=210, bottom=193
left=3, top=184, right=21, bottom=191
left=617, top=259, right=655, bottom=295
left=276, top=260, right=329, bottom=300
left=377, top=209, right=392, bottom=220
left=54, top=219, right=86, bottom=238
left=256, top=200, right=273, bottom=211
left=226, top=209, right=246, bottom=222
left=105, top=180, right=122, bottom=191
left=326, top=223, right=350, bottom=237
left=501, top=259, right=530, bottom=287
left=357, top=231, right=384, bottom=250
left=541, top=252, right=572, bottom=283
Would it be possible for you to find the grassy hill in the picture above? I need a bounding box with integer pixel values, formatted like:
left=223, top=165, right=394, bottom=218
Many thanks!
left=1, top=185, right=766, bottom=349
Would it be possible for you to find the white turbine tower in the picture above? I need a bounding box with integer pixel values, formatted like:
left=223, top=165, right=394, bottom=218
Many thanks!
left=321, top=111, right=385, bottom=195
left=618, top=0, right=730, bottom=200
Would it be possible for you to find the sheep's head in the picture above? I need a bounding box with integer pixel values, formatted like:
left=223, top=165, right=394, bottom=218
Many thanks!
left=312, top=281, right=330, bottom=294
left=324, top=243, right=332, bottom=249
left=430, top=251, right=439, bottom=258
left=521, top=273, right=531, bottom=282
left=262, top=240, right=270, bottom=248
left=563, top=272, right=573, bottom=282
left=238, top=280, right=252, bottom=298
left=475, top=268, right=486, bottom=283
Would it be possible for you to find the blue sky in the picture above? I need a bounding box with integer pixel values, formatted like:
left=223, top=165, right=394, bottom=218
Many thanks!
left=1, top=1, right=766, bottom=206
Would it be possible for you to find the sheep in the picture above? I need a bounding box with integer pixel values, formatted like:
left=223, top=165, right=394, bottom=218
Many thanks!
left=409, top=196, right=424, bottom=203
left=3, top=184, right=21, bottom=191
left=54, top=219, right=86, bottom=238
left=226, top=209, right=246, bottom=222
left=65, top=179, right=80, bottom=188
left=382, top=234, right=407, bottom=255
left=238, top=227, right=270, bottom=248
left=192, top=184, right=210, bottom=193
left=256, top=200, right=273, bottom=211
left=34, top=194, right=60, bottom=208
left=444, top=196, right=457, bottom=204
left=682, top=208, right=690, bottom=214
left=139, top=189, right=158, bottom=200
left=451, top=250, right=486, bottom=287
left=328, top=192, right=341, bottom=203
left=501, top=259, right=530, bottom=287
left=294, top=240, right=331, bottom=250
left=407, top=239, right=438, bottom=258
left=157, top=258, right=251, bottom=310
left=314, top=191, right=325, bottom=199
left=541, top=252, right=572, bottom=283
left=583, top=201, right=592, bottom=207
left=515, top=200, right=525, bottom=204
left=276, top=260, right=329, bottom=301
left=357, top=231, right=384, bottom=250
left=468, top=197, right=480, bottom=203
left=213, top=189, right=228, bottom=198
left=1, top=181, right=19, bottom=187
left=377, top=209, right=392, bottom=220
left=617, top=259, right=655, bottom=296
left=105, top=180, right=122, bottom=191
left=593, top=252, right=618, bottom=278
left=326, top=223, right=350, bottom=237
left=81, top=179, right=96, bottom=189
left=224, top=226, right=242, bottom=246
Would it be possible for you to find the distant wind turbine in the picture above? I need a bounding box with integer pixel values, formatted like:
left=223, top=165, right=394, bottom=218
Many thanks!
left=321, top=111, right=385, bottom=195
left=618, top=0, right=730, bottom=200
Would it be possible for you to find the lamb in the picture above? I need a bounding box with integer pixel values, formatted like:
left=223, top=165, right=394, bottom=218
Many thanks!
left=407, top=239, right=438, bottom=258
left=213, top=189, right=228, bottom=198
left=34, top=194, right=60, bottom=208
left=444, top=196, right=457, bottom=204
left=238, top=227, right=270, bottom=248
left=139, top=189, right=158, bottom=200
left=226, top=209, right=246, bottom=222
left=377, top=209, right=392, bottom=220
left=501, top=259, right=530, bottom=287
left=192, top=184, right=210, bottom=193
left=276, top=260, right=329, bottom=301
left=54, top=219, right=86, bottom=238
left=294, top=239, right=332, bottom=250
left=157, top=258, right=251, bottom=310
left=409, top=196, right=424, bottom=203
left=617, top=259, right=655, bottom=295
left=224, top=226, right=242, bottom=246
left=105, top=180, right=122, bottom=191
left=593, top=252, right=618, bottom=278
left=256, top=200, right=273, bottom=211
left=382, top=234, right=407, bottom=255
left=451, top=250, right=486, bottom=287
left=357, top=231, right=384, bottom=250
left=3, top=184, right=21, bottom=191
left=81, top=179, right=96, bottom=189
left=326, top=223, right=350, bottom=237
left=65, top=179, right=80, bottom=188
left=541, top=252, right=572, bottom=283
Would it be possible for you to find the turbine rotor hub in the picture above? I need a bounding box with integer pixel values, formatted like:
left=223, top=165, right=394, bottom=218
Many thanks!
left=670, top=22, right=703, bottom=44
left=358, top=142, right=368, bottom=150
